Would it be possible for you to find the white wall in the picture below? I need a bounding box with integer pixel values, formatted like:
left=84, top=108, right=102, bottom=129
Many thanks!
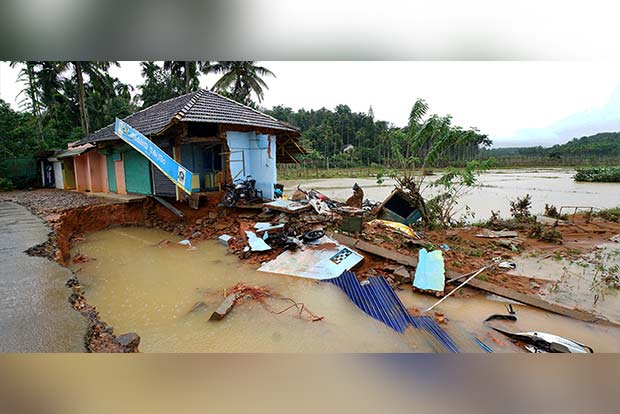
left=52, top=161, right=64, bottom=189
left=226, top=131, right=277, bottom=199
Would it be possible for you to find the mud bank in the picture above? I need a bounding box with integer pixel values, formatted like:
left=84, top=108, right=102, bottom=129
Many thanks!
left=66, top=276, right=139, bottom=352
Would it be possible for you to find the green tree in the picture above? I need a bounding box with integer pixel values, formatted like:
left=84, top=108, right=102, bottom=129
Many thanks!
left=163, top=61, right=209, bottom=94
left=9, top=61, right=44, bottom=139
left=208, top=61, right=275, bottom=106
left=56, top=61, right=119, bottom=135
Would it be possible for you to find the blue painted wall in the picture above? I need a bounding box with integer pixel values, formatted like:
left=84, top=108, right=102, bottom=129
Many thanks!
left=226, top=131, right=276, bottom=199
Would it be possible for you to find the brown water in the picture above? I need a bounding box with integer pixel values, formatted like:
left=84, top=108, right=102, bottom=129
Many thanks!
left=70, top=227, right=413, bottom=352
left=70, top=227, right=620, bottom=353
left=507, top=244, right=620, bottom=325
left=283, top=168, right=620, bottom=221
left=399, top=290, right=620, bottom=352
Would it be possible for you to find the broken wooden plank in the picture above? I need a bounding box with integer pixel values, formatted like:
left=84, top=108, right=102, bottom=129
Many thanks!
left=151, top=195, right=184, bottom=217
left=209, top=293, right=240, bottom=320
left=445, top=272, right=620, bottom=327
left=333, top=233, right=418, bottom=268
left=263, top=199, right=312, bottom=214
left=475, top=229, right=518, bottom=238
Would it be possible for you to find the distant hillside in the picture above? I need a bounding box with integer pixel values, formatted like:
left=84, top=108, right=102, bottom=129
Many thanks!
left=482, top=132, right=620, bottom=159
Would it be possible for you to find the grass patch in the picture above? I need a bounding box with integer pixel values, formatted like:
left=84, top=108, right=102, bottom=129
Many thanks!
left=595, top=207, right=620, bottom=223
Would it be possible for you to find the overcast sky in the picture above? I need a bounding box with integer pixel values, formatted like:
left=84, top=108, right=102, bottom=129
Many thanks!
left=1, top=61, right=619, bottom=147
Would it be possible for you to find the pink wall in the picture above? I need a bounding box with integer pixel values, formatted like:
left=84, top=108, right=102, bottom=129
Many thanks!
left=73, top=150, right=108, bottom=193
left=74, top=155, right=90, bottom=192
left=114, top=156, right=127, bottom=195
left=87, top=151, right=108, bottom=193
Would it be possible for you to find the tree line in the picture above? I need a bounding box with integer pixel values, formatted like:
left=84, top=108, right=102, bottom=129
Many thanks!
left=1, top=60, right=492, bottom=170
left=480, top=132, right=620, bottom=160
left=265, top=101, right=492, bottom=168
left=0, top=61, right=274, bottom=159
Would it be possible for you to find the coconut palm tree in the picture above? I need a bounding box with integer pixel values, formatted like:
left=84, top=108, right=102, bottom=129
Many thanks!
left=9, top=61, right=44, bottom=139
left=163, top=61, right=210, bottom=93
left=57, top=61, right=119, bottom=135
left=207, top=61, right=275, bottom=105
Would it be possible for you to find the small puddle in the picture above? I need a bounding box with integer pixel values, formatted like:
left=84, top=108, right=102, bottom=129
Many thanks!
left=70, top=227, right=413, bottom=352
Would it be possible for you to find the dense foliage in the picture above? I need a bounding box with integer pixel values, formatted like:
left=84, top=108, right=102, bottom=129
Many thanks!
left=0, top=61, right=275, bottom=162
left=574, top=167, right=620, bottom=182
left=1, top=61, right=136, bottom=157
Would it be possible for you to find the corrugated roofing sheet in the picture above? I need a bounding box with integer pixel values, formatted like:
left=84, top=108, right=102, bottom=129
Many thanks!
left=327, top=271, right=460, bottom=353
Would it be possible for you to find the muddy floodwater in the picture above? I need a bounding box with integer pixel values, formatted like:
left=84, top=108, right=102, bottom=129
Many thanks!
left=71, top=227, right=620, bottom=352
left=283, top=168, right=620, bottom=221
left=70, top=227, right=413, bottom=352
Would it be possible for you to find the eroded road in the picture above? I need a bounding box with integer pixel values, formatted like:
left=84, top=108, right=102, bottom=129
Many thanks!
left=0, top=201, right=85, bottom=352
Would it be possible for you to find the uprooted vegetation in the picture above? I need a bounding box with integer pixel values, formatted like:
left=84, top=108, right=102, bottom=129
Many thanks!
left=591, top=250, right=620, bottom=292
left=382, top=99, right=493, bottom=228
left=509, top=194, right=533, bottom=222
left=528, top=222, right=563, bottom=244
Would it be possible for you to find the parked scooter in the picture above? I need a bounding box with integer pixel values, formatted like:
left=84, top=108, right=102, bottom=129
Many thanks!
left=223, top=176, right=263, bottom=207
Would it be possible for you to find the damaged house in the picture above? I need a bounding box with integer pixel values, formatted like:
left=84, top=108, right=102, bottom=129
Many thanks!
left=56, top=89, right=304, bottom=202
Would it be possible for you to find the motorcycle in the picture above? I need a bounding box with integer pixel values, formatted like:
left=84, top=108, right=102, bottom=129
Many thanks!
left=223, top=176, right=263, bottom=207
left=265, top=227, right=325, bottom=251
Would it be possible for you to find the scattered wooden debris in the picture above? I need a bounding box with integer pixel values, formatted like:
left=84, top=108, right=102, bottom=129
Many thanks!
left=209, top=283, right=323, bottom=322
left=475, top=229, right=518, bottom=238
left=209, top=293, right=241, bottom=320
left=333, top=233, right=420, bottom=267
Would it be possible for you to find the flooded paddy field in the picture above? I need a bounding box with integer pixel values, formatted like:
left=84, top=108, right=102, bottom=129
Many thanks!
left=282, top=168, right=620, bottom=221
left=70, top=227, right=620, bottom=353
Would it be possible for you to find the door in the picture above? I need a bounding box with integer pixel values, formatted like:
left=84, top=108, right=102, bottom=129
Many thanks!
left=123, top=150, right=152, bottom=195
left=106, top=155, right=117, bottom=193
left=62, top=159, right=76, bottom=189
left=53, top=162, right=64, bottom=189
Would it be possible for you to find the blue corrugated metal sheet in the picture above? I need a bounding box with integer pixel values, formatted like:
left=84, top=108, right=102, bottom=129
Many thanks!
left=327, top=271, right=459, bottom=353
left=472, top=336, right=494, bottom=353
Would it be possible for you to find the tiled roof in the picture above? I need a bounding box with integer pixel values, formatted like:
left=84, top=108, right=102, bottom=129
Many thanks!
left=179, top=90, right=298, bottom=132
left=79, top=89, right=298, bottom=144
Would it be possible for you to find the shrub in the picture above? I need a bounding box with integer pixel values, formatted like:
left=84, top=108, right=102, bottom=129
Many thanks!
left=596, top=208, right=620, bottom=223
left=528, top=222, right=563, bottom=244
left=510, top=194, right=532, bottom=221
left=0, top=177, right=14, bottom=192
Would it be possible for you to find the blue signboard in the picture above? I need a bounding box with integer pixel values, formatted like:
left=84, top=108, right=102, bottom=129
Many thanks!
left=114, top=118, right=194, bottom=195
